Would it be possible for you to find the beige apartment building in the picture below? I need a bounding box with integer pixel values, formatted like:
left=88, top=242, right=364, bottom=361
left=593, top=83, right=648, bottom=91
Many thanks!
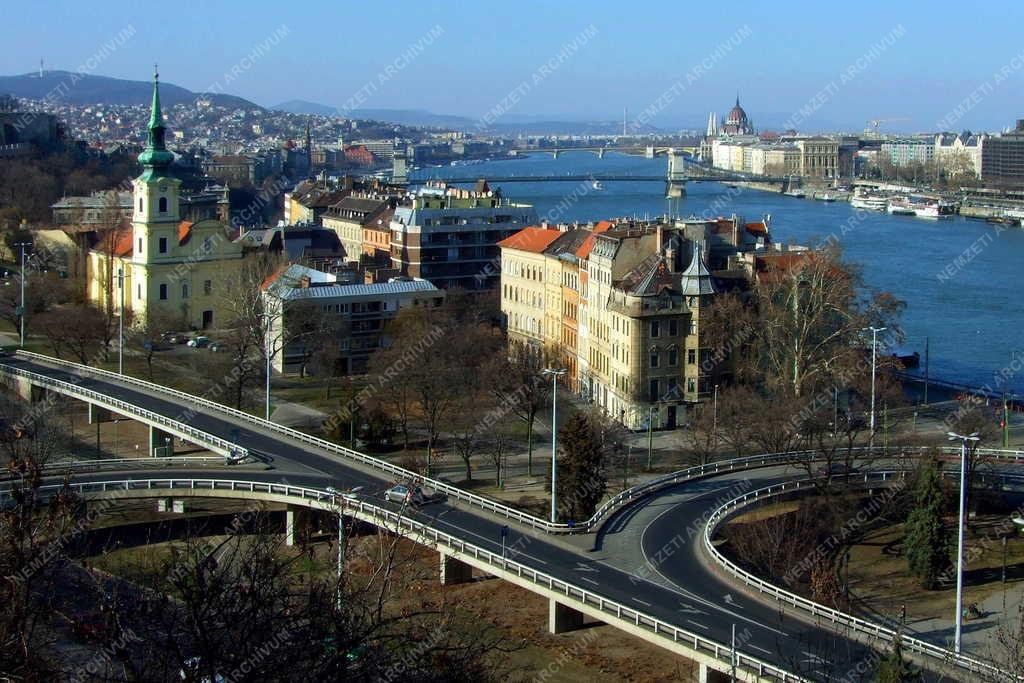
left=500, top=216, right=769, bottom=429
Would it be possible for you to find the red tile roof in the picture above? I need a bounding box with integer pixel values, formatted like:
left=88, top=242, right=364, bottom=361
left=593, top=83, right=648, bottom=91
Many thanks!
left=260, top=263, right=289, bottom=291
left=575, top=221, right=612, bottom=260
left=497, top=226, right=562, bottom=253
left=745, top=221, right=768, bottom=236
left=178, top=221, right=194, bottom=246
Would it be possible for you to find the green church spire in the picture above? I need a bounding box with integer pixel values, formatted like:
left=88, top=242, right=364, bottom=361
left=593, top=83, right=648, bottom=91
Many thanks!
left=138, top=64, right=173, bottom=175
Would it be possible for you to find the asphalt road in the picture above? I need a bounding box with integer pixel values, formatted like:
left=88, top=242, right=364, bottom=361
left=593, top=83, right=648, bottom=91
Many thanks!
left=0, top=355, right=966, bottom=682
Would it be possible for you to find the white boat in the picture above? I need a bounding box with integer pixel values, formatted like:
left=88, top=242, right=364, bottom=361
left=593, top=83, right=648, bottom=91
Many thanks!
left=913, top=201, right=956, bottom=219
left=850, top=193, right=888, bottom=211
left=816, top=193, right=836, bottom=202
left=886, top=198, right=916, bottom=215
left=591, top=180, right=604, bottom=190
left=783, top=190, right=805, bottom=198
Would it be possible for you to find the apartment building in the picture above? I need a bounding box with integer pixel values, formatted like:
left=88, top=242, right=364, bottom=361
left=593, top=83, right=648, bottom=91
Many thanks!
left=391, top=181, right=537, bottom=291
left=500, top=216, right=768, bottom=429
left=263, top=263, right=444, bottom=375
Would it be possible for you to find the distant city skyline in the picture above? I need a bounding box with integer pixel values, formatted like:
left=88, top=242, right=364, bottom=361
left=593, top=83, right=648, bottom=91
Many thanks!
left=2, top=0, right=1024, bottom=133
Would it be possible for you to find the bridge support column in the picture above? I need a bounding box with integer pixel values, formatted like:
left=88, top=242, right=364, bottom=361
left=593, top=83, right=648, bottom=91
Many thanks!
left=12, top=376, right=34, bottom=402
left=666, top=181, right=686, bottom=198
left=645, top=145, right=655, bottom=159
left=439, top=551, right=473, bottom=585
left=88, top=404, right=113, bottom=424
left=285, top=506, right=312, bottom=546
left=149, top=426, right=174, bottom=457
left=698, top=663, right=730, bottom=683
left=548, top=599, right=585, bottom=634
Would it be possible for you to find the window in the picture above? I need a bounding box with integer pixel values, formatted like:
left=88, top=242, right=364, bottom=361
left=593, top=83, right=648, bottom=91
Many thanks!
left=159, top=283, right=167, bottom=300
left=158, top=237, right=167, bottom=254
left=137, top=284, right=142, bottom=300
left=181, top=283, right=189, bottom=299
left=650, top=320, right=660, bottom=338
left=138, top=238, right=143, bottom=253
left=648, top=379, right=660, bottom=403
left=688, top=349, right=696, bottom=365
left=203, top=280, right=212, bottom=295
left=649, top=348, right=659, bottom=368
left=158, top=197, right=168, bottom=213
left=687, top=378, right=696, bottom=393
left=669, top=320, right=678, bottom=336
left=138, top=198, right=143, bottom=212
left=668, top=347, right=678, bottom=366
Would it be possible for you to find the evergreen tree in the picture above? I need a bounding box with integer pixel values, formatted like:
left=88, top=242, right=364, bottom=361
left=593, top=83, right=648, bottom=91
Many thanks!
left=554, top=413, right=607, bottom=523
left=873, top=635, right=921, bottom=682
left=904, top=456, right=951, bottom=589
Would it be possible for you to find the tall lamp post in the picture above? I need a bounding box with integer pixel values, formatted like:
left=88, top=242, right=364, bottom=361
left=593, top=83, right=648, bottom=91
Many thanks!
left=117, top=267, right=125, bottom=374
left=14, top=241, right=32, bottom=348
left=864, top=326, right=887, bottom=449
left=712, top=383, right=720, bottom=451
left=261, top=311, right=276, bottom=421
left=948, top=430, right=980, bottom=654
left=542, top=367, right=566, bottom=524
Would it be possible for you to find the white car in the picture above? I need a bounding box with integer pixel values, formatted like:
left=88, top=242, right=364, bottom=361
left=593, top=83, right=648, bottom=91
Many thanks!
left=187, top=336, right=211, bottom=348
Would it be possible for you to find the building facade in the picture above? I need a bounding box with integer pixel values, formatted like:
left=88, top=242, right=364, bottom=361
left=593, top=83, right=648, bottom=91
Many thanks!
left=500, top=216, right=768, bottom=429
left=981, top=122, right=1024, bottom=185
left=391, top=182, right=537, bottom=291
left=263, top=264, right=444, bottom=374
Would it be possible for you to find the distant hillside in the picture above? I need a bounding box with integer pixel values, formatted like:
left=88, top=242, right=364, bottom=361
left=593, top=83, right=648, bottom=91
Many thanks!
left=0, top=71, right=261, bottom=109
left=272, top=100, right=477, bottom=128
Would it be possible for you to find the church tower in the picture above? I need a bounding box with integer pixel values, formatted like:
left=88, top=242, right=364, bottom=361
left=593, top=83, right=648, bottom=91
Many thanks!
left=132, top=66, right=182, bottom=267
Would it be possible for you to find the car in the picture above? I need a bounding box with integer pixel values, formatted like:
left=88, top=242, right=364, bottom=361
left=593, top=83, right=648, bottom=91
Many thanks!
left=384, top=483, right=427, bottom=506
left=162, top=332, right=189, bottom=344
left=208, top=341, right=227, bottom=352
left=187, top=336, right=211, bottom=348
left=817, top=463, right=859, bottom=479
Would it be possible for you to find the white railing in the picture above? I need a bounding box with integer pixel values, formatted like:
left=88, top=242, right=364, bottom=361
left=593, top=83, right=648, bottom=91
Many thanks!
left=703, top=471, right=1017, bottom=679
left=0, top=362, right=247, bottom=460
left=0, top=476, right=806, bottom=683
left=5, top=351, right=1024, bottom=537
left=6, top=456, right=232, bottom=476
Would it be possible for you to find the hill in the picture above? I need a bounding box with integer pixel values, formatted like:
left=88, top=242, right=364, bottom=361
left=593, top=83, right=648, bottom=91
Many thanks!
left=0, top=71, right=261, bottom=110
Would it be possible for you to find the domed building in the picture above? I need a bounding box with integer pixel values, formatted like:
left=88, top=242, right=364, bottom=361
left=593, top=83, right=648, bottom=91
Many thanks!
left=721, top=95, right=753, bottom=135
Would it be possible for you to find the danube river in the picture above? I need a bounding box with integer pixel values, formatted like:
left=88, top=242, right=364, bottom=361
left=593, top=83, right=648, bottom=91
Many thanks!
left=411, top=152, right=1024, bottom=395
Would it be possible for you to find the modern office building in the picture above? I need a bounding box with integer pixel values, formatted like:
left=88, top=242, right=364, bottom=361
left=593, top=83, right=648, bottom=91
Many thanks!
left=981, top=121, right=1024, bottom=185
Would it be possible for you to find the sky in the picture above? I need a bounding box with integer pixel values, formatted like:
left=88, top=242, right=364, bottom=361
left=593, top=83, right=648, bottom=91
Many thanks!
left=2, top=0, right=1024, bottom=133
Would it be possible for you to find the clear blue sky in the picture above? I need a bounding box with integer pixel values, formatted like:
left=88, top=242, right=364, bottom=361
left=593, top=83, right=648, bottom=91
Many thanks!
left=3, top=0, right=1024, bottom=132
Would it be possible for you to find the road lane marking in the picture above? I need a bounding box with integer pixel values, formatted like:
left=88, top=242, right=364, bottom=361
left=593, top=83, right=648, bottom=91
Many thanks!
left=686, top=619, right=709, bottom=630
left=632, top=598, right=652, bottom=607
left=749, top=644, right=772, bottom=655
left=573, top=562, right=599, bottom=573
left=579, top=576, right=600, bottom=586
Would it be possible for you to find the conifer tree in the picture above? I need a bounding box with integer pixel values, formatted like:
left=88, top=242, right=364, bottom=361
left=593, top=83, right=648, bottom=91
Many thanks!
left=554, top=413, right=607, bottom=523
left=874, top=635, right=921, bottom=682
left=904, top=456, right=951, bottom=589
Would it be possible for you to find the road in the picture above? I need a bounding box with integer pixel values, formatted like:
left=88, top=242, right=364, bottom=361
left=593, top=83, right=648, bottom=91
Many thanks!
left=0, top=355, right=969, bottom=681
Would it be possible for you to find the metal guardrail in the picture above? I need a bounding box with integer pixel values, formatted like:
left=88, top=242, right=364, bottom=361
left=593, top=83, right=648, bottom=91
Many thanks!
left=9, top=456, right=231, bottom=476
left=5, top=352, right=1024, bottom=537
left=0, top=476, right=805, bottom=683
left=702, top=471, right=1016, bottom=679
left=0, top=362, right=247, bottom=461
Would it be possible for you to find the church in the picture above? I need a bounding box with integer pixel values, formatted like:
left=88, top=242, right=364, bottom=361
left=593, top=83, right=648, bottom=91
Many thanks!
left=87, top=70, right=244, bottom=330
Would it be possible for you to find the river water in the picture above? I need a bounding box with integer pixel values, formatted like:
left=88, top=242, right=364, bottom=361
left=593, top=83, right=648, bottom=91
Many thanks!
left=411, top=152, right=1024, bottom=394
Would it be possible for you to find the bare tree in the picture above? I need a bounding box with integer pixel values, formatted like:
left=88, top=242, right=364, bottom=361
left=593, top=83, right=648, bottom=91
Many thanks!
left=485, top=345, right=550, bottom=476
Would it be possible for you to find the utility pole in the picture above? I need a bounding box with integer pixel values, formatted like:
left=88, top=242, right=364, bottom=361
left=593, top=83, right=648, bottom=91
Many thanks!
left=948, top=430, right=980, bottom=654
left=864, top=326, right=886, bottom=448
left=117, top=267, right=125, bottom=374
left=647, top=406, right=654, bottom=470
left=14, top=241, right=32, bottom=348
left=542, top=368, right=566, bottom=523
left=923, top=336, right=930, bottom=405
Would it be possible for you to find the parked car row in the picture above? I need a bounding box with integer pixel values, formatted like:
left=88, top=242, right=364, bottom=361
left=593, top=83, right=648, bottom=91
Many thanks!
left=160, top=332, right=227, bottom=352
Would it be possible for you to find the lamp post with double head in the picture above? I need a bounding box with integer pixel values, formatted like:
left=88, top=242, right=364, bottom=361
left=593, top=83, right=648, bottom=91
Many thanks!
left=948, top=430, right=980, bottom=654
left=542, top=367, right=566, bottom=524
left=14, top=241, right=32, bottom=348
left=864, top=326, right=886, bottom=449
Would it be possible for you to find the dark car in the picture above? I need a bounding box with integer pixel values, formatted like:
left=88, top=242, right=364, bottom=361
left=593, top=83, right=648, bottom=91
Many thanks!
left=162, top=332, right=189, bottom=344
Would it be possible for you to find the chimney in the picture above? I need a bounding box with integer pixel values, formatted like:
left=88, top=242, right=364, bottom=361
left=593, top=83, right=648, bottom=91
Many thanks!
left=665, top=243, right=677, bottom=272
left=656, top=224, right=664, bottom=253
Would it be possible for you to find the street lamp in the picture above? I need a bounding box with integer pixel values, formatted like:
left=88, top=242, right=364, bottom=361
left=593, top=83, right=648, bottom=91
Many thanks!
left=712, top=383, right=720, bottom=450
left=117, top=267, right=125, bottom=374
left=864, top=326, right=887, bottom=449
left=13, top=241, right=32, bottom=348
left=261, top=312, right=275, bottom=421
left=542, top=367, right=566, bottom=524
left=948, top=429, right=980, bottom=654
left=325, top=485, right=363, bottom=610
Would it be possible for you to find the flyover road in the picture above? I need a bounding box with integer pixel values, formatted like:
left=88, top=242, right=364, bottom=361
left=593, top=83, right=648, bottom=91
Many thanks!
left=0, top=355, right=970, bottom=681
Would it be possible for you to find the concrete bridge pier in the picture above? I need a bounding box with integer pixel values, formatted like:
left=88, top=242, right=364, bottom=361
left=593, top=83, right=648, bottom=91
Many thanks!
left=645, top=145, right=655, bottom=159
left=88, top=404, right=114, bottom=424
left=149, top=426, right=175, bottom=457
left=666, top=181, right=686, bottom=198
left=551, top=150, right=560, bottom=159
left=697, top=663, right=730, bottom=683
left=548, top=599, right=585, bottom=634
left=285, top=505, right=313, bottom=546
left=438, top=551, right=473, bottom=585
left=597, top=148, right=605, bottom=159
